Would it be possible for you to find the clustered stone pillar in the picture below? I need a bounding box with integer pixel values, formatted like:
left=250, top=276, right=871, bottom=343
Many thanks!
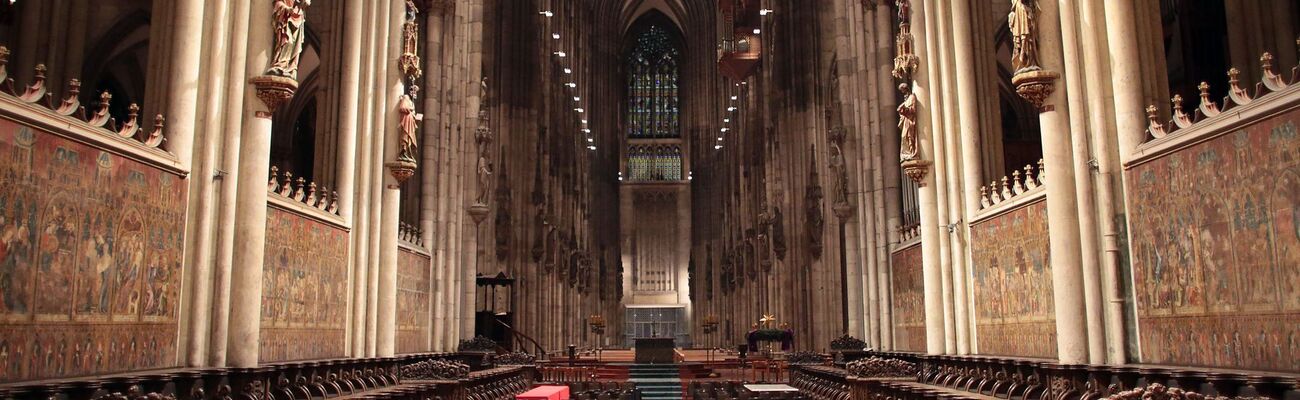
left=420, top=0, right=449, bottom=352
left=826, top=0, right=906, bottom=349
left=0, top=0, right=580, bottom=370
left=181, top=0, right=233, bottom=367
left=899, top=0, right=946, bottom=356
left=376, top=0, right=406, bottom=358
left=226, top=0, right=283, bottom=368
left=1012, top=0, right=1090, bottom=364
left=879, top=0, right=1179, bottom=366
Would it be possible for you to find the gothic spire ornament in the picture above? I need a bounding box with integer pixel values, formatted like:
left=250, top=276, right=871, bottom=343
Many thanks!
left=892, top=0, right=918, bottom=81
left=400, top=0, right=423, bottom=81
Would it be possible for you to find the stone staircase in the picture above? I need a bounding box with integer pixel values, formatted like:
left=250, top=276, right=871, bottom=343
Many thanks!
left=628, top=364, right=683, bottom=400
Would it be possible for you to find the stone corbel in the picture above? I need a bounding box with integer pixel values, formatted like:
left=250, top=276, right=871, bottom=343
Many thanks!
left=902, top=158, right=931, bottom=186
left=1012, top=69, right=1059, bottom=112
left=249, top=74, right=299, bottom=117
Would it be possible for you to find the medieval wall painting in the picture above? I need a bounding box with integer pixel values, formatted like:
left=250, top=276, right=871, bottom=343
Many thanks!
left=396, top=247, right=431, bottom=354
left=1126, top=107, right=1300, bottom=372
left=259, top=206, right=349, bottom=363
left=970, top=199, right=1057, bottom=359
left=891, top=243, right=925, bottom=353
left=0, top=117, right=186, bottom=382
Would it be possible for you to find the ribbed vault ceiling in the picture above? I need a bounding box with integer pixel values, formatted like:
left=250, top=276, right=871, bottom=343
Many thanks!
left=620, top=0, right=686, bottom=32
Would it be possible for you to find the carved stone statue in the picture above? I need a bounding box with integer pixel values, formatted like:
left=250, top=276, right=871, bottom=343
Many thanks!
left=897, top=83, right=919, bottom=162
left=895, top=0, right=910, bottom=23
left=829, top=142, right=848, bottom=204
left=1008, top=0, right=1040, bottom=73
left=772, top=204, right=787, bottom=261
left=267, top=0, right=310, bottom=79
left=805, top=152, right=825, bottom=259
left=476, top=155, right=493, bottom=204
left=473, top=77, right=493, bottom=204
left=397, top=85, right=421, bottom=163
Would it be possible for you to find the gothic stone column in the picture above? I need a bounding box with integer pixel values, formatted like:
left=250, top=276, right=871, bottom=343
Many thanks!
left=1009, top=0, right=1090, bottom=364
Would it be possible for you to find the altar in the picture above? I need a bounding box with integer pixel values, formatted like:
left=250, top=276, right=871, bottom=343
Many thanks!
left=633, top=337, right=676, bottom=364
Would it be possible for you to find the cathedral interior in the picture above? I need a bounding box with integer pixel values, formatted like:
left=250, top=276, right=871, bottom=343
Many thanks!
left=0, top=0, right=1298, bottom=399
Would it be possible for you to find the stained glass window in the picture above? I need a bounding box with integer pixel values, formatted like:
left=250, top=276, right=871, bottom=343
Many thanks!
left=626, top=24, right=680, bottom=139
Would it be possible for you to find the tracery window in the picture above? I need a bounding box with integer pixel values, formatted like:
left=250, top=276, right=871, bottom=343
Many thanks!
left=627, top=144, right=683, bottom=181
left=625, top=24, right=680, bottom=139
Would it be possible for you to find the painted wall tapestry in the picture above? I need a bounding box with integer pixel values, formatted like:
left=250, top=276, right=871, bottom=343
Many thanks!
left=260, top=206, right=348, bottom=363
left=0, top=117, right=187, bottom=382
left=891, top=243, right=925, bottom=352
left=1126, top=106, right=1300, bottom=372
left=397, top=247, right=431, bottom=354
left=970, top=199, right=1056, bottom=359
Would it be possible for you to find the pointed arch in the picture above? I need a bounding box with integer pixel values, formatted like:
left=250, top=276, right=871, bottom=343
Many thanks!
left=621, top=0, right=686, bottom=34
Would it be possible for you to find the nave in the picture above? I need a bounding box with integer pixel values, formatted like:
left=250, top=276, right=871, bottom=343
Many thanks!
left=0, top=0, right=1298, bottom=399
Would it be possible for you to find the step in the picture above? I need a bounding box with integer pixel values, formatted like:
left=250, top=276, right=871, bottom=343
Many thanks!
left=630, top=375, right=680, bottom=379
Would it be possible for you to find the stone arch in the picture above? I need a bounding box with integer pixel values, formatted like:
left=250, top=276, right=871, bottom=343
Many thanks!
left=80, top=10, right=151, bottom=124
left=620, top=0, right=686, bottom=35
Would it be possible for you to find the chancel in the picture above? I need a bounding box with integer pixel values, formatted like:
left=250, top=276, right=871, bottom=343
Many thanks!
left=0, top=0, right=1297, bottom=399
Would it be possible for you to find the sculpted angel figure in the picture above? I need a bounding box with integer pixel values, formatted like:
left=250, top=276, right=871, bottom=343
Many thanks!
left=897, top=83, right=919, bottom=161
left=268, top=0, right=311, bottom=78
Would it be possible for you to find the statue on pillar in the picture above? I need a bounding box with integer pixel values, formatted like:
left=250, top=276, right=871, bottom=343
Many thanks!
left=474, top=78, right=494, bottom=205
left=829, top=141, right=850, bottom=207
left=397, top=85, right=421, bottom=164
left=267, top=0, right=311, bottom=79
left=805, top=150, right=825, bottom=259
left=897, top=83, right=919, bottom=162
left=1007, top=0, right=1057, bottom=111
left=476, top=155, right=493, bottom=204
left=470, top=78, right=493, bottom=222
left=1008, top=0, right=1040, bottom=73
